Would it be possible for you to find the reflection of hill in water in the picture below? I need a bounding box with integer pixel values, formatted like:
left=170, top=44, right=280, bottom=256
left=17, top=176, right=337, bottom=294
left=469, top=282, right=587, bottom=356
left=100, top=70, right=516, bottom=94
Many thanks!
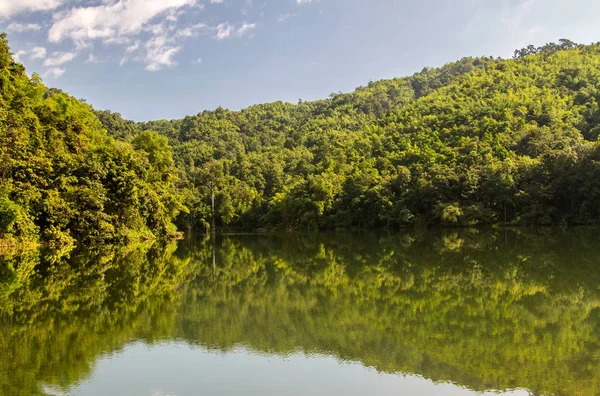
left=2, top=229, right=600, bottom=396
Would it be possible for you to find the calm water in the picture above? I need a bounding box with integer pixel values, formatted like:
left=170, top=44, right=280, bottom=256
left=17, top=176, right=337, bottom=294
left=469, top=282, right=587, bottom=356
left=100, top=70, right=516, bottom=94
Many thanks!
left=2, top=229, right=600, bottom=396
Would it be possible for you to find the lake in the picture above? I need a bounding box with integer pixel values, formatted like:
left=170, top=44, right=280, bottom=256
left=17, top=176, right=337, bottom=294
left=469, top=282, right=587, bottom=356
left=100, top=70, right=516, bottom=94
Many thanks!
left=2, top=229, right=600, bottom=396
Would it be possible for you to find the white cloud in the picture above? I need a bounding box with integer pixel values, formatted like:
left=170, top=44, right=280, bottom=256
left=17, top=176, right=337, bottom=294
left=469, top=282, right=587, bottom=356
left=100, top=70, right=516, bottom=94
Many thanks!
left=126, top=40, right=141, bottom=52
left=13, top=50, right=27, bottom=63
left=176, top=23, right=208, bottom=37
left=86, top=53, right=101, bottom=63
left=297, top=0, right=317, bottom=4
left=31, top=47, right=47, bottom=59
left=6, top=23, right=42, bottom=32
left=194, top=57, right=203, bottom=63
left=12, top=0, right=257, bottom=72
left=12, top=47, right=47, bottom=62
left=214, top=22, right=256, bottom=40
left=215, top=23, right=233, bottom=40
left=144, top=22, right=169, bottom=36
left=277, top=13, right=297, bottom=22
left=103, top=36, right=133, bottom=46
left=0, top=0, right=63, bottom=19
left=121, top=20, right=256, bottom=69
left=142, top=35, right=180, bottom=71
left=237, top=23, right=256, bottom=35
left=48, top=0, right=195, bottom=46
left=43, top=51, right=76, bottom=66
left=164, top=7, right=191, bottom=23
left=43, top=67, right=66, bottom=79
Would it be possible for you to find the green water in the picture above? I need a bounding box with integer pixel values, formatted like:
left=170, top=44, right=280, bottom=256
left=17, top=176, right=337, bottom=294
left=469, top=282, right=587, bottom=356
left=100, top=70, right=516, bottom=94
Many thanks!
left=2, top=229, right=600, bottom=395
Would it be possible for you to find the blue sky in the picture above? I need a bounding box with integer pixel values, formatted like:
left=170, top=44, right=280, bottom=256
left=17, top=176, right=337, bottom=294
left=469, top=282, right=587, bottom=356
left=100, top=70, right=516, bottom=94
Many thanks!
left=2, top=0, right=600, bottom=121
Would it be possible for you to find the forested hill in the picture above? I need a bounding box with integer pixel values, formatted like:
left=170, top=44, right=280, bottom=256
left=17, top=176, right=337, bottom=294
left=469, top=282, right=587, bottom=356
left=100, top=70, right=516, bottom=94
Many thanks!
left=97, top=38, right=600, bottom=232
left=3, top=34, right=600, bottom=243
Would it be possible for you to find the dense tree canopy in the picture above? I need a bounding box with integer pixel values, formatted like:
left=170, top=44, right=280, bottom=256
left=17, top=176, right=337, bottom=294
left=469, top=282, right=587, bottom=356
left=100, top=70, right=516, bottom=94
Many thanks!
left=4, top=33, right=600, bottom=241
left=0, top=34, right=184, bottom=244
left=97, top=39, right=600, bottom=232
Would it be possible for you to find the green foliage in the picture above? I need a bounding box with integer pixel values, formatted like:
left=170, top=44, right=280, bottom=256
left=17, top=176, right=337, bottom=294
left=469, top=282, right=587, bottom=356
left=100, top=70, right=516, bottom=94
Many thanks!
left=0, top=197, right=37, bottom=238
left=7, top=33, right=600, bottom=234
left=92, top=40, right=600, bottom=230
left=0, top=35, right=184, bottom=243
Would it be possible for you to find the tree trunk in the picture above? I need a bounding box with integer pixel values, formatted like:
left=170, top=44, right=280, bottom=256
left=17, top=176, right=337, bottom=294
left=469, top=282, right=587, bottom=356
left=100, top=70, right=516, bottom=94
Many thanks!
left=211, top=181, right=216, bottom=233
left=212, top=234, right=216, bottom=271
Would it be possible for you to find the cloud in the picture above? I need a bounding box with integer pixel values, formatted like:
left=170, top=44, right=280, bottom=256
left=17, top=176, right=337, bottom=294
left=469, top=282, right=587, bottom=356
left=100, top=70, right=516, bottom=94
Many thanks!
left=236, top=23, right=256, bottom=35
left=121, top=19, right=256, bottom=69
left=214, top=22, right=256, bottom=39
left=31, top=47, right=47, bottom=59
left=6, top=23, right=42, bottom=32
left=43, top=67, right=66, bottom=79
left=175, top=23, right=208, bottom=38
left=165, top=7, right=189, bottom=22
left=215, top=23, right=233, bottom=40
left=86, top=53, right=101, bottom=63
left=194, top=57, right=203, bottom=63
left=48, top=0, right=196, bottom=46
left=103, top=36, right=133, bottom=46
left=43, top=51, right=76, bottom=66
left=12, top=47, right=47, bottom=63
left=297, top=0, right=317, bottom=4
left=277, top=13, right=297, bottom=22
left=142, top=35, right=180, bottom=71
left=126, top=19, right=254, bottom=69
left=0, top=0, right=63, bottom=19
left=126, top=40, right=141, bottom=52
left=10, top=0, right=257, bottom=72
left=13, top=50, right=27, bottom=63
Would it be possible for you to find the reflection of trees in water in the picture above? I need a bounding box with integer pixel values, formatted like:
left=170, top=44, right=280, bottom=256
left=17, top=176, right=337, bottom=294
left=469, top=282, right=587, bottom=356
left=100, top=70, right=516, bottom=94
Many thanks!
left=0, top=241, right=196, bottom=396
left=2, top=229, right=600, bottom=396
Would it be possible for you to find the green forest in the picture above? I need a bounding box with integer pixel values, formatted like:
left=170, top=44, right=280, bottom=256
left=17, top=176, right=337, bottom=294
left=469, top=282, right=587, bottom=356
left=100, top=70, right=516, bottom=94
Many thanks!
left=3, top=33, right=600, bottom=243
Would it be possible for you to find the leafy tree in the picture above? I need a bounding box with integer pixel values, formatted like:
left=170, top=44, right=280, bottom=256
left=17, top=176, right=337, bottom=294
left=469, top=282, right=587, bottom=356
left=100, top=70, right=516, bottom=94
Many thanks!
left=0, top=34, right=183, bottom=244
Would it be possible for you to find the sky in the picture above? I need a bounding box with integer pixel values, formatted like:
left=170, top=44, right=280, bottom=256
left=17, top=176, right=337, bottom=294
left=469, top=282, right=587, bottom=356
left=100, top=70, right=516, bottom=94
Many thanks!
left=1, top=0, right=600, bottom=121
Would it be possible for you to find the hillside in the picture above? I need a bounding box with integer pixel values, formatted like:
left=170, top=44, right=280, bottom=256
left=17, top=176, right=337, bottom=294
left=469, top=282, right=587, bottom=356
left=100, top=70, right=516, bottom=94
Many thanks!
left=98, top=38, right=600, bottom=231
left=3, top=34, right=600, bottom=242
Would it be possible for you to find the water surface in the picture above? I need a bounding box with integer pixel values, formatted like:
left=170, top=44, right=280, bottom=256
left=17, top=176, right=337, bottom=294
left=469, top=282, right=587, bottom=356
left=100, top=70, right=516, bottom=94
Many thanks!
left=2, top=229, right=600, bottom=395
